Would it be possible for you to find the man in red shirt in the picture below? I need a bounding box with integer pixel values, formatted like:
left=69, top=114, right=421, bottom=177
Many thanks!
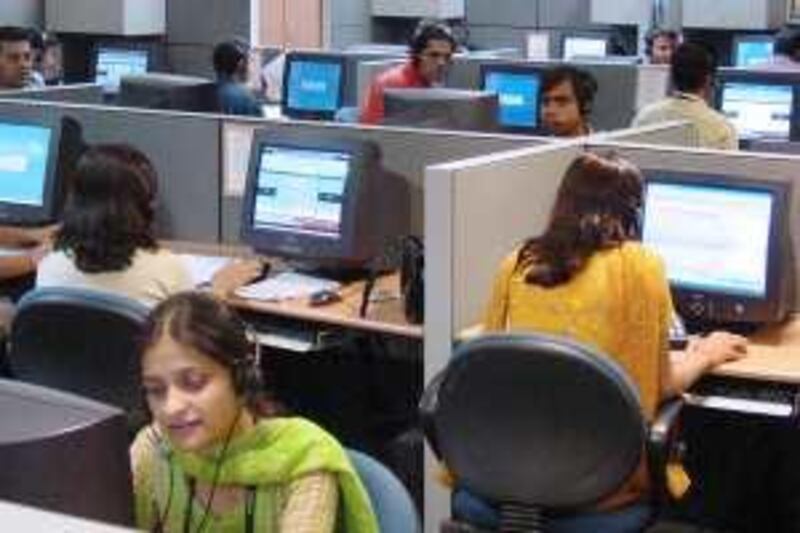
left=360, top=21, right=457, bottom=124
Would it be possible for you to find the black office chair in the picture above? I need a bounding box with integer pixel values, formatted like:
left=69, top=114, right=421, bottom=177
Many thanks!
left=7, top=287, right=150, bottom=431
left=420, top=333, right=684, bottom=533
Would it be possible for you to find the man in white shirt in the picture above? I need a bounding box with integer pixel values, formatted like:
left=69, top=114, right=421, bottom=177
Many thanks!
left=632, top=42, right=738, bottom=150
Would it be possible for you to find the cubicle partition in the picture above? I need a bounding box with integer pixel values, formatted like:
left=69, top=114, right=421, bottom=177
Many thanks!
left=0, top=98, right=221, bottom=242
left=220, top=118, right=550, bottom=241
left=0, top=84, right=104, bottom=104
left=595, top=120, right=696, bottom=147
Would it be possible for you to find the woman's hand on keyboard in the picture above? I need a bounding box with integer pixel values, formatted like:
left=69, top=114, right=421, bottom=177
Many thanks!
left=210, top=259, right=265, bottom=296
left=689, top=331, right=749, bottom=368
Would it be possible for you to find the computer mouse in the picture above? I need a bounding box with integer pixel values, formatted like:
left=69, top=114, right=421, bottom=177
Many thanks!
left=309, top=288, right=342, bottom=307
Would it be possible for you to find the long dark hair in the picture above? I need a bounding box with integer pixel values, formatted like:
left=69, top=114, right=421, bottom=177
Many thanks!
left=141, top=292, right=274, bottom=416
left=517, top=152, right=643, bottom=287
left=54, top=144, right=158, bottom=273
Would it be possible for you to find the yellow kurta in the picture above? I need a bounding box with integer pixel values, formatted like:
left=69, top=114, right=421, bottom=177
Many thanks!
left=482, top=241, right=674, bottom=507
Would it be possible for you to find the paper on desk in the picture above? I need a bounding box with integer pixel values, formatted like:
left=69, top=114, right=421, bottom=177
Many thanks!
left=180, top=254, right=231, bottom=287
left=235, top=272, right=340, bottom=302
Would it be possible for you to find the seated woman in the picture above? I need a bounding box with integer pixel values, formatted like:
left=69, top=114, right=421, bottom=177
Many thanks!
left=455, top=152, right=748, bottom=532
left=130, top=292, right=378, bottom=532
left=36, top=144, right=260, bottom=306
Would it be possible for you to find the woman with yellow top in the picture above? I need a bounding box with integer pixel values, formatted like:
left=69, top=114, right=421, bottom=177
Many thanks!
left=130, top=291, right=378, bottom=533
left=453, top=153, right=747, bottom=532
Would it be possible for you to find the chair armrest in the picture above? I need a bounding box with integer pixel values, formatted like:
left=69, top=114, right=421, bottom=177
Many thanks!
left=419, top=369, right=446, bottom=459
left=647, top=397, right=685, bottom=508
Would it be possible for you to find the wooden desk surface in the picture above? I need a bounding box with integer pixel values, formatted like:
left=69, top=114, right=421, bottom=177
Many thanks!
left=169, top=241, right=423, bottom=339
left=707, top=315, right=800, bottom=383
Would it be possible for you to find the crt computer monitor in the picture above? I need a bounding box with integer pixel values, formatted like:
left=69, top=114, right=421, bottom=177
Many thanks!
left=281, top=52, right=346, bottom=120
left=93, top=46, right=149, bottom=94
left=0, top=379, right=133, bottom=526
left=241, top=132, right=410, bottom=273
left=716, top=71, right=800, bottom=141
left=382, top=88, right=499, bottom=132
left=118, top=73, right=219, bottom=113
left=0, top=117, right=64, bottom=225
left=641, top=170, right=792, bottom=327
left=732, top=35, right=774, bottom=67
left=480, top=63, right=543, bottom=133
left=562, top=35, right=608, bottom=60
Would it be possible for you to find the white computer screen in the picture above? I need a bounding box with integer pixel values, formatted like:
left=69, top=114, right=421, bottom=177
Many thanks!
left=253, top=146, right=349, bottom=239
left=95, top=48, right=149, bottom=94
left=0, top=122, right=51, bottom=207
left=721, top=82, right=793, bottom=140
left=562, top=37, right=607, bottom=60
left=642, top=181, right=773, bottom=298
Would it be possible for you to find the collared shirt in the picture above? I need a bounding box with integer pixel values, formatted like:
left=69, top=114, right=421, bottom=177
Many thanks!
left=632, top=92, right=739, bottom=150
left=359, top=61, right=430, bottom=124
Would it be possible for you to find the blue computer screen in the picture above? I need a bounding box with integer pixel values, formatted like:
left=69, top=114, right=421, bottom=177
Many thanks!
left=253, top=146, right=349, bottom=238
left=642, top=181, right=773, bottom=298
left=0, top=123, right=52, bottom=207
left=286, top=60, right=343, bottom=113
left=720, top=82, right=793, bottom=140
left=735, top=40, right=774, bottom=67
left=95, top=48, right=149, bottom=94
left=484, top=71, right=540, bottom=128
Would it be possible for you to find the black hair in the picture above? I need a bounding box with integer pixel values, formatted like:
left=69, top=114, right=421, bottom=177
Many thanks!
left=212, top=39, right=249, bottom=78
left=645, top=27, right=680, bottom=56
left=142, top=292, right=271, bottom=413
left=54, top=144, right=158, bottom=273
left=541, top=66, right=598, bottom=117
left=409, top=19, right=457, bottom=58
left=775, top=26, right=800, bottom=58
left=670, top=42, right=716, bottom=93
left=0, top=26, right=31, bottom=47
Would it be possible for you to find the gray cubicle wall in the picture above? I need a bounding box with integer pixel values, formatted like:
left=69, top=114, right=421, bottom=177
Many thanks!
left=0, top=84, right=104, bottom=104
left=0, top=98, right=220, bottom=242
left=446, top=58, right=641, bottom=131
left=220, top=118, right=549, bottom=242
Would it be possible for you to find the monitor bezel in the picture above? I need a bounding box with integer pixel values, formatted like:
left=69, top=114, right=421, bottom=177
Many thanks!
left=642, top=169, right=791, bottom=324
left=281, top=52, right=346, bottom=121
left=91, top=44, right=151, bottom=94
left=561, top=34, right=609, bottom=61
left=715, top=69, right=800, bottom=142
left=479, top=62, right=544, bottom=135
left=240, top=131, right=376, bottom=266
left=731, top=34, right=774, bottom=67
left=0, top=116, right=62, bottom=226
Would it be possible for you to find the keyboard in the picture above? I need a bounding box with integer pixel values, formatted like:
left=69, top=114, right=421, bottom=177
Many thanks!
left=686, top=375, right=798, bottom=419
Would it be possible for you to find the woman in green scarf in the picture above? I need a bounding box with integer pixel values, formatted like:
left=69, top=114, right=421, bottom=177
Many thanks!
left=130, top=291, right=378, bottom=533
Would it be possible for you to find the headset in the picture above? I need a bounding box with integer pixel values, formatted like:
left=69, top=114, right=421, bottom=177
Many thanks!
left=645, top=27, right=680, bottom=57
left=408, top=19, right=457, bottom=58
left=542, top=67, right=598, bottom=118
left=235, top=327, right=265, bottom=403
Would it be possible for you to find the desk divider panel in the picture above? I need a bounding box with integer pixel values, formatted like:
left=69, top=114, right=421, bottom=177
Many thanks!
left=587, top=141, right=800, bottom=310
left=595, top=120, right=697, bottom=147
left=0, top=84, right=103, bottom=104
left=0, top=98, right=221, bottom=242
left=220, top=118, right=549, bottom=242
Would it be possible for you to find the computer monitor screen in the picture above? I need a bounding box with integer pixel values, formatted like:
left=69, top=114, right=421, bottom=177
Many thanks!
left=241, top=132, right=410, bottom=272
left=733, top=37, right=773, bottom=67
left=282, top=53, right=345, bottom=120
left=641, top=171, right=791, bottom=325
left=720, top=82, right=793, bottom=141
left=562, top=36, right=607, bottom=60
left=0, top=118, right=62, bottom=224
left=94, top=47, right=149, bottom=94
left=481, top=64, right=542, bottom=132
left=0, top=379, right=133, bottom=525
left=382, top=88, right=499, bottom=132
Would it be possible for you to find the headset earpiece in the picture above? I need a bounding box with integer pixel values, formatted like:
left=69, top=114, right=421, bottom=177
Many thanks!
left=234, top=328, right=264, bottom=401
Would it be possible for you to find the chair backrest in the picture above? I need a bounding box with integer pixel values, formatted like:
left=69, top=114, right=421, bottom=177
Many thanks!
left=8, top=287, right=149, bottom=422
left=434, top=333, right=646, bottom=509
left=347, top=449, right=421, bottom=533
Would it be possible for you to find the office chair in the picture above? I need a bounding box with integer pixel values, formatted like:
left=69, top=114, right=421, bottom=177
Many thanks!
left=420, top=333, right=684, bottom=533
left=348, top=449, right=421, bottom=533
left=7, top=287, right=149, bottom=431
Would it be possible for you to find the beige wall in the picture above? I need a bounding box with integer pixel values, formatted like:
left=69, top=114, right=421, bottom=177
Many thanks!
left=259, top=0, right=322, bottom=48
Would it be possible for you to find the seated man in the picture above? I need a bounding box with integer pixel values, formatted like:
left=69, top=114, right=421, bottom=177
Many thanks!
left=758, top=26, right=800, bottom=71
left=645, top=27, right=681, bottom=65
left=539, top=66, right=597, bottom=138
left=359, top=20, right=456, bottom=124
left=213, top=40, right=262, bottom=117
left=0, top=26, right=36, bottom=90
left=633, top=42, right=738, bottom=150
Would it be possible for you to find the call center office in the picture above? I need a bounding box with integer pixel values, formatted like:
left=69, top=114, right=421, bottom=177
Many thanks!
left=3, top=0, right=800, bottom=532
